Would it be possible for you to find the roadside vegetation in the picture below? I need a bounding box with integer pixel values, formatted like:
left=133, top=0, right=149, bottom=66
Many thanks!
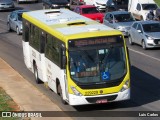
left=0, top=87, right=20, bottom=120
left=154, top=0, right=160, bottom=6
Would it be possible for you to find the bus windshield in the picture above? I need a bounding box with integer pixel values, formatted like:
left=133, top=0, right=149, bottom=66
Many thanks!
left=68, top=36, right=126, bottom=84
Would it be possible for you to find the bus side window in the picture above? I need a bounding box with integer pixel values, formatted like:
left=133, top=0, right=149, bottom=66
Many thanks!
left=22, top=20, right=29, bottom=42
left=45, top=35, right=53, bottom=61
left=40, top=32, right=46, bottom=53
left=52, top=37, right=60, bottom=66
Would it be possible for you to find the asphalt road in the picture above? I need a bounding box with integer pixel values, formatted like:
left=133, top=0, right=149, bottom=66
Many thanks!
left=0, top=2, right=160, bottom=120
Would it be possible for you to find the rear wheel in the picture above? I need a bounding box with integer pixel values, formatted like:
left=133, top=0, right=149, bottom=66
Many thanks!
left=33, top=64, right=41, bottom=84
left=57, top=83, right=67, bottom=105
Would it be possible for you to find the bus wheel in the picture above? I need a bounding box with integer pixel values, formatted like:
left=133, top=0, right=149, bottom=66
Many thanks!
left=34, top=64, right=41, bottom=84
left=57, top=84, right=67, bottom=105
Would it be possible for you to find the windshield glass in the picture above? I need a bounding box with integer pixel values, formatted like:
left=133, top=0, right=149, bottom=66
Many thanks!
left=69, top=45, right=126, bottom=84
left=18, top=13, right=22, bottom=21
left=82, top=7, right=99, bottom=14
left=143, top=23, right=160, bottom=32
left=114, top=13, right=135, bottom=22
left=142, top=4, right=157, bottom=10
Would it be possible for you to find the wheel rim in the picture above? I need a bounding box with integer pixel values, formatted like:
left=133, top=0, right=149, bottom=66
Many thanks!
left=34, top=68, right=38, bottom=80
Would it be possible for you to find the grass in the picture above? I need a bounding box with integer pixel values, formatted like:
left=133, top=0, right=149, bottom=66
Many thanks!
left=0, top=87, right=20, bottom=120
left=154, top=0, right=160, bottom=6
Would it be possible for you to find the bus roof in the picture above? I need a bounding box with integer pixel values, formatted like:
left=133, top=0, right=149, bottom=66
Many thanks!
left=23, top=9, right=122, bottom=41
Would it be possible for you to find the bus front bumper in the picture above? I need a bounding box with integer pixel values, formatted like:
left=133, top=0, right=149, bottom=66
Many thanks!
left=68, top=88, right=130, bottom=106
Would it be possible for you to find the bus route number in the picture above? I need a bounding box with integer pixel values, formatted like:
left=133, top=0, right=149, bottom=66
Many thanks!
left=85, top=91, right=98, bottom=96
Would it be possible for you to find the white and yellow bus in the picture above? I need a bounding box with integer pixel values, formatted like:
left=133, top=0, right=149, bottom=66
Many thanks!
left=22, top=9, right=130, bottom=105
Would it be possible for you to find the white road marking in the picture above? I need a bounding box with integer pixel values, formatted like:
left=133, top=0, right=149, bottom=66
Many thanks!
left=129, top=48, right=160, bottom=62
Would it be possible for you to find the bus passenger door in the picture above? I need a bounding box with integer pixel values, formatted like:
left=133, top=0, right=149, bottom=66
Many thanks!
left=22, top=21, right=32, bottom=69
left=61, top=47, right=69, bottom=100
left=38, top=32, right=47, bottom=82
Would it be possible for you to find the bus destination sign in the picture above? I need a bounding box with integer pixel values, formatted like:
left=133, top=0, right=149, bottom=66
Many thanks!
left=69, top=36, right=122, bottom=48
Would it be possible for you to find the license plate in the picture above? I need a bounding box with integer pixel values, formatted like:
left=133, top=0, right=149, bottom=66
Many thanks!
left=158, top=41, right=160, bottom=44
left=96, top=99, right=107, bottom=104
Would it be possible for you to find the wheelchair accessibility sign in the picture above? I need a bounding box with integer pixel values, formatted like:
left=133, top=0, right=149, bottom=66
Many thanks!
left=101, top=72, right=110, bottom=81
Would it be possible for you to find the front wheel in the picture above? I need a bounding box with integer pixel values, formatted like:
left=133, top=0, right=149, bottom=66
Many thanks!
left=57, top=84, right=67, bottom=105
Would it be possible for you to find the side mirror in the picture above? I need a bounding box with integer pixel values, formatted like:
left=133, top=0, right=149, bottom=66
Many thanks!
left=13, top=18, right=17, bottom=21
left=62, top=55, right=67, bottom=69
left=137, top=30, right=142, bottom=33
left=61, top=47, right=67, bottom=69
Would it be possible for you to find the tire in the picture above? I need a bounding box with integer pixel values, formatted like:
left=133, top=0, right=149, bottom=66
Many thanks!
left=57, top=83, right=67, bottom=105
left=16, top=27, right=20, bottom=35
left=7, top=23, right=11, bottom=32
left=34, top=64, right=41, bottom=84
left=142, top=40, right=147, bottom=50
left=128, top=35, right=134, bottom=45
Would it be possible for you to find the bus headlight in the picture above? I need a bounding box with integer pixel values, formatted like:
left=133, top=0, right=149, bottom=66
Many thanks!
left=71, top=86, right=82, bottom=96
left=52, top=4, right=58, bottom=7
left=117, top=26, right=125, bottom=31
left=120, top=80, right=130, bottom=92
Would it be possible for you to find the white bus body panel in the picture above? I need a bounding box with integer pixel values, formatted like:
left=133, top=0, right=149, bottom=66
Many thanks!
left=69, top=88, right=130, bottom=106
left=29, top=47, right=47, bottom=82
left=22, top=41, right=32, bottom=70
left=46, top=58, right=68, bottom=101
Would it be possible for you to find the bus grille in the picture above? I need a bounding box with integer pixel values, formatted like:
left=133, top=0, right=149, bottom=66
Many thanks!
left=86, top=95, right=118, bottom=103
left=78, top=79, right=122, bottom=89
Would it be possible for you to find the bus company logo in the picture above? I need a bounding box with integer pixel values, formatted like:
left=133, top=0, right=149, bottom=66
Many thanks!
left=99, top=90, right=103, bottom=94
left=2, top=112, right=11, bottom=117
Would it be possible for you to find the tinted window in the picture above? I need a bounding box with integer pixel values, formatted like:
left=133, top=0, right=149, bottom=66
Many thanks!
left=137, top=24, right=143, bottom=32
left=17, top=13, right=22, bottom=21
left=29, top=26, right=40, bottom=50
left=82, top=7, right=99, bottom=14
left=23, top=20, right=30, bottom=42
left=132, top=23, right=138, bottom=29
left=45, top=35, right=60, bottom=66
left=105, top=13, right=110, bottom=20
left=142, top=4, right=157, bottom=10
left=142, top=23, right=160, bottom=32
left=136, top=3, right=141, bottom=11
left=114, top=13, right=135, bottom=22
